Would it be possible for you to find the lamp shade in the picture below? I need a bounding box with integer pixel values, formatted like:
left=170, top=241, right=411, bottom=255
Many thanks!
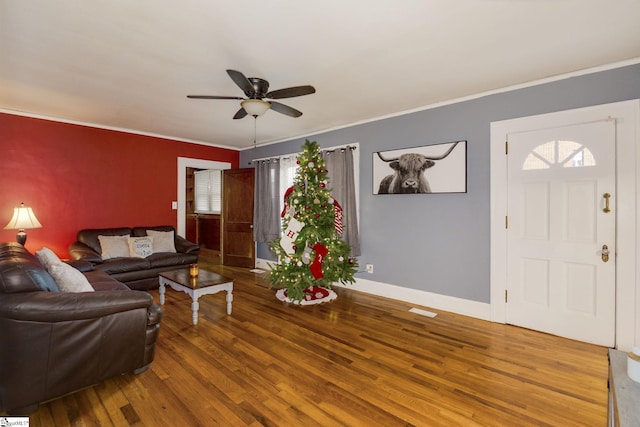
left=4, top=203, right=42, bottom=230
left=241, top=99, right=271, bottom=117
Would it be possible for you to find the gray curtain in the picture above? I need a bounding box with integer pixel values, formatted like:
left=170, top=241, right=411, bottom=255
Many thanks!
left=253, top=159, right=281, bottom=243
left=322, top=147, right=361, bottom=256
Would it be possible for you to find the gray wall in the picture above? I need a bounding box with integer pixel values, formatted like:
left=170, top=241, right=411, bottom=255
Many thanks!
left=240, top=63, right=640, bottom=303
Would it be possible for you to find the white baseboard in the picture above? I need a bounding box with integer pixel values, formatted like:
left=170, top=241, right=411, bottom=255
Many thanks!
left=335, top=278, right=492, bottom=321
left=255, top=257, right=274, bottom=270
left=255, top=259, right=491, bottom=321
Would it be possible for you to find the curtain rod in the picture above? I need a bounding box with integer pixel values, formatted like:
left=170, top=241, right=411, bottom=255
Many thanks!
left=248, top=144, right=357, bottom=165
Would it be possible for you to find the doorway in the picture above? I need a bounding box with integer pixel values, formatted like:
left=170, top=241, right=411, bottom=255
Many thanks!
left=177, top=157, right=231, bottom=252
left=490, top=100, right=639, bottom=349
left=186, top=167, right=223, bottom=263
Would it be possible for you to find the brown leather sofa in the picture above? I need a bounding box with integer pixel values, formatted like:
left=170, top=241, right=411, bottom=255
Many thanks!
left=69, top=225, right=199, bottom=290
left=0, top=242, right=162, bottom=415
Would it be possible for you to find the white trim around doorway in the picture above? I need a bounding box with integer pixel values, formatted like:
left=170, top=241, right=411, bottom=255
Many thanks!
left=176, top=157, right=231, bottom=238
left=490, top=99, right=640, bottom=351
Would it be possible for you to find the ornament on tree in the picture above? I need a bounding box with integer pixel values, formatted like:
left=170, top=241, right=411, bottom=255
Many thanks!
left=301, top=245, right=313, bottom=264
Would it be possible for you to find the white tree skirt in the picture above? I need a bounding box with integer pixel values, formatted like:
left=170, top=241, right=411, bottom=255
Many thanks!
left=275, top=287, right=337, bottom=305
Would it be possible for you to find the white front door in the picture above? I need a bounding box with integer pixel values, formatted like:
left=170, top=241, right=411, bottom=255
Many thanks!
left=506, top=120, right=616, bottom=346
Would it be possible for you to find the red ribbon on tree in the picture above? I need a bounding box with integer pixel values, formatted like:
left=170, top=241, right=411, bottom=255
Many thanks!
left=333, top=199, right=343, bottom=235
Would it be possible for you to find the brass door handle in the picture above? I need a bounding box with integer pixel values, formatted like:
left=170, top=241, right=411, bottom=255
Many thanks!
left=601, top=244, right=610, bottom=263
left=603, top=193, right=611, bottom=213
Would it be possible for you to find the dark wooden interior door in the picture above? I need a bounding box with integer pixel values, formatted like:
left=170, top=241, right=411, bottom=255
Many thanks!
left=222, top=168, right=255, bottom=267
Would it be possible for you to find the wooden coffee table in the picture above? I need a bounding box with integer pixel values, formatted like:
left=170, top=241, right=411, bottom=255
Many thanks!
left=158, top=268, right=233, bottom=325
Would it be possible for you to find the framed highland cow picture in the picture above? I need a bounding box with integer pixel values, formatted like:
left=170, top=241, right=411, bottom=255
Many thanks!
left=373, top=140, right=467, bottom=194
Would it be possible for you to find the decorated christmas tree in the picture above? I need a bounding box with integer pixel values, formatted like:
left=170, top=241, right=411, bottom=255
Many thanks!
left=268, top=140, right=358, bottom=303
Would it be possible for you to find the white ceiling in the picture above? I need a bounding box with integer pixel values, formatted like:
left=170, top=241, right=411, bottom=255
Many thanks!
left=2, top=1, right=640, bottom=150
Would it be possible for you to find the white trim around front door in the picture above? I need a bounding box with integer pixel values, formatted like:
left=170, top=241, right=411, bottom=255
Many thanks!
left=490, top=99, right=640, bottom=351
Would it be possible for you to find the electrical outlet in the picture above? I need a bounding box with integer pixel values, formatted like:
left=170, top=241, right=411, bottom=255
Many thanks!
left=366, top=264, right=374, bottom=274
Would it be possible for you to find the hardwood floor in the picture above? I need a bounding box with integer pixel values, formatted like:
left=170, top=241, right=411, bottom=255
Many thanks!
left=26, top=262, right=608, bottom=426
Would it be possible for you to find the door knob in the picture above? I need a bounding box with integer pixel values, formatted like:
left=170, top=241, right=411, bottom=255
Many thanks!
left=601, top=244, right=610, bottom=263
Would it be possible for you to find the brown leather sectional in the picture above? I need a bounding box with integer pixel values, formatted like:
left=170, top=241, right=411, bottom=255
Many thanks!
left=68, top=225, right=199, bottom=290
left=0, top=242, right=162, bottom=415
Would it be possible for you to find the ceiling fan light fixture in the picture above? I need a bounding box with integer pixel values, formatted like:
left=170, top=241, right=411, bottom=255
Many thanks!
left=241, top=99, right=270, bottom=117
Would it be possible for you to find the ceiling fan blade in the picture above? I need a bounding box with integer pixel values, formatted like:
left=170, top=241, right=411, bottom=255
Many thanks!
left=269, top=101, right=303, bottom=118
left=266, top=85, right=316, bottom=99
left=233, top=108, right=248, bottom=120
left=187, top=95, right=244, bottom=100
left=227, top=69, right=255, bottom=96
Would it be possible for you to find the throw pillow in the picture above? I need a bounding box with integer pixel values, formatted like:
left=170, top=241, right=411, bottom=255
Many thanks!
left=146, top=229, right=176, bottom=253
left=36, top=247, right=63, bottom=270
left=128, top=236, right=154, bottom=258
left=98, top=235, right=130, bottom=259
left=48, top=263, right=94, bottom=292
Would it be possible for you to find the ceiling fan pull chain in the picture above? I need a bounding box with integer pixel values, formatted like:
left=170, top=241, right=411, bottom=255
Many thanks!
left=253, top=116, right=257, bottom=148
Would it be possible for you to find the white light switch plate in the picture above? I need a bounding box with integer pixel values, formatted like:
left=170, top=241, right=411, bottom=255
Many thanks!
left=171, top=201, right=178, bottom=210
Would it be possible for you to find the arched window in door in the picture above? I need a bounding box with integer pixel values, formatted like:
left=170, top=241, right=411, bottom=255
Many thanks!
left=522, top=140, right=596, bottom=170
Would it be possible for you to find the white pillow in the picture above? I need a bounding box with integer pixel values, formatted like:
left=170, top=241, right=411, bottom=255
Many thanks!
left=36, top=247, right=63, bottom=270
left=146, top=229, right=176, bottom=253
left=98, top=235, right=130, bottom=259
left=48, top=263, right=94, bottom=292
left=128, top=236, right=154, bottom=258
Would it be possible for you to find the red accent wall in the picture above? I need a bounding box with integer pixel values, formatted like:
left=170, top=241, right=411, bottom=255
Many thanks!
left=0, top=113, right=239, bottom=257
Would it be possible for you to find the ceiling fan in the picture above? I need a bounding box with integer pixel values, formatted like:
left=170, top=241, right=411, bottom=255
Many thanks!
left=187, top=69, right=316, bottom=119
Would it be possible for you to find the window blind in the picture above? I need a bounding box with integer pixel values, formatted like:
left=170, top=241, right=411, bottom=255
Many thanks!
left=194, top=169, right=222, bottom=214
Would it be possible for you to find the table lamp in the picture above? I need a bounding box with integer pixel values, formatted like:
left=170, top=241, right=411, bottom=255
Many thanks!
left=4, top=202, right=42, bottom=245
